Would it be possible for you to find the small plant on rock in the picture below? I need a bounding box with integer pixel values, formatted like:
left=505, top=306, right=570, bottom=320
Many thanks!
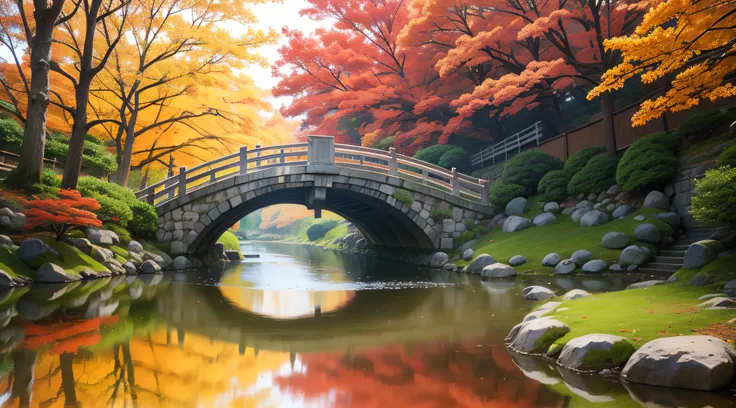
left=392, top=189, right=414, bottom=206
left=429, top=208, right=452, bottom=221
left=23, top=189, right=102, bottom=240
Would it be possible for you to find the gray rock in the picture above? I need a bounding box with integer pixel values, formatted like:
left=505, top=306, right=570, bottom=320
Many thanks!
left=656, top=212, right=681, bottom=228
left=711, top=227, right=736, bottom=247
left=626, top=280, right=667, bottom=290
left=698, top=297, right=735, bottom=309
left=571, top=207, right=593, bottom=223
left=35, top=263, right=79, bottom=283
left=626, top=265, right=638, bottom=273
left=123, top=262, right=137, bottom=274
left=0, top=270, right=16, bottom=287
left=643, top=191, right=670, bottom=210
left=570, top=250, right=593, bottom=265
left=103, top=260, right=125, bottom=276
left=533, top=212, right=557, bottom=226
left=507, top=317, right=570, bottom=354
left=609, top=263, right=623, bottom=272
left=509, top=255, right=526, bottom=266
left=502, top=216, right=532, bottom=233
left=506, top=197, right=529, bottom=216
left=462, top=248, right=474, bottom=261
left=17, top=238, right=58, bottom=264
left=634, top=223, right=661, bottom=244
left=459, top=240, right=476, bottom=252
left=580, top=210, right=610, bottom=227
left=521, top=301, right=563, bottom=323
left=620, top=245, right=648, bottom=266
left=127, top=241, right=144, bottom=254
left=606, top=203, right=617, bottom=212
left=481, top=263, right=516, bottom=278
left=0, top=235, right=12, bottom=248
left=522, top=286, right=555, bottom=301
left=601, top=232, right=630, bottom=249
left=725, top=280, right=736, bottom=290
left=582, top=260, right=608, bottom=273
left=634, top=215, right=645, bottom=221
left=562, top=289, right=591, bottom=300
left=555, top=260, right=576, bottom=275
left=139, top=260, right=162, bottom=274
left=684, top=240, right=723, bottom=269
left=544, top=202, right=560, bottom=212
left=465, top=254, right=494, bottom=274
left=442, top=219, right=455, bottom=233
left=621, top=336, right=736, bottom=391
left=607, top=185, right=621, bottom=196
left=690, top=274, right=715, bottom=287
left=574, top=200, right=592, bottom=210
left=86, top=228, right=114, bottom=245
left=0, top=216, right=10, bottom=229
left=588, top=192, right=598, bottom=201
left=542, top=253, right=561, bottom=267
left=442, top=263, right=456, bottom=271
left=492, top=214, right=505, bottom=224
left=429, top=252, right=449, bottom=268
left=561, top=207, right=575, bottom=215
left=593, top=203, right=602, bottom=210
left=495, top=217, right=507, bottom=227
left=173, top=256, right=192, bottom=270
left=559, top=334, right=634, bottom=372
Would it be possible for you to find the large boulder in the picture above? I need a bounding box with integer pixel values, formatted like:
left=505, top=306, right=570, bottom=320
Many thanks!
left=509, top=255, right=527, bottom=266
left=619, top=245, right=648, bottom=266
left=601, top=232, right=630, bottom=249
left=465, top=254, right=494, bottom=274
left=173, top=256, right=192, bottom=270
left=542, top=253, right=561, bottom=267
left=656, top=212, right=681, bottom=228
left=34, top=263, right=79, bottom=283
left=555, top=260, right=576, bottom=275
left=634, top=223, right=662, bottom=244
left=612, top=204, right=634, bottom=219
left=481, top=263, right=516, bottom=278
left=17, top=238, right=59, bottom=265
left=570, top=250, right=593, bottom=265
left=521, top=301, right=563, bottom=322
left=643, top=191, right=670, bottom=210
left=127, top=241, right=144, bottom=254
left=462, top=248, right=474, bottom=261
left=533, top=212, right=556, bottom=226
left=571, top=207, right=593, bottom=223
left=543, top=202, right=560, bottom=212
left=428, top=252, right=449, bottom=268
left=139, top=260, right=162, bottom=274
left=621, top=336, right=736, bottom=391
left=522, top=286, right=555, bottom=301
left=580, top=210, right=610, bottom=227
left=502, top=216, right=532, bottom=233
left=582, top=260, right=608, bottom=273
left=562, top=289, right=591, bottom=300
left=557, top=334, right=635, bottom=371
left=85, top=228, right=118, bottom=245
left=684, top=240, right=723, bottom=270
left=122, top=262, right=137, bottom=274
left=506, top=197, right=529, bottom=216
left=507, top=317, right=570, bottom=354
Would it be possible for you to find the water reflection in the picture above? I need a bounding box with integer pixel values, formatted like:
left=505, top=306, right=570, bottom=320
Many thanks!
left=0, top=242, right=732, bottom=407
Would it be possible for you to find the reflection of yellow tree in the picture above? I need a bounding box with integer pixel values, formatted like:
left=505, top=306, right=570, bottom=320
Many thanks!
left=219, top=287, right=357, bottom=319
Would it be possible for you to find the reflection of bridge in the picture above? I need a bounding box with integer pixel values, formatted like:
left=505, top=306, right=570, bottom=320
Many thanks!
left=135, top=137, right=493, bottom=255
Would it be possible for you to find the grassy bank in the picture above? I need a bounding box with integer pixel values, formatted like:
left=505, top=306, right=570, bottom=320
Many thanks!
left=282, top=221, right=351, bottom=250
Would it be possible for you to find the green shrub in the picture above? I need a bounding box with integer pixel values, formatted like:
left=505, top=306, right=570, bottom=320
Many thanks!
left=306, top=220, right=339, bottom=241
left=438, top=148, right=469, bottom=172
left=414, top=145, right=461, bottom=165
left=489, top=182, right=526, bottom=208
left=92, top=193, right=133, bottom=226
left=563, top=146, right=606, bottom=177
left=392, top=189, right=414, bottom=206
left=129, top=200, right=158, bottom=239
left=691, top=166, right=736, bottom=227
left=675, top=109, right=736, bottom=141
left=217, top=230, right=242, bottom=256
left=501, top=150, right=563, bottom=194
left=454, top=226, right=483, bottom=248
left=41, top=167, right=61, bottom=188
left=429, top=207, right=452, bottom=221
left=717, top=144, right=736, bottom=168
left=373, top=135, right=395, bottom=150
left=78, top=176, right=137, bottom=202
left=104, top=223, right=132, bottom=245
left=567, top=153, right=619, bottom=196
left=463, top=218, right=476, bottom=231
left=0, top=118, right=23, bottom=151
left=45, top=133, right=117, bottom=176
left=616, top=132, right=678, bottom=192
left=537, top=170, right=569, bottom=202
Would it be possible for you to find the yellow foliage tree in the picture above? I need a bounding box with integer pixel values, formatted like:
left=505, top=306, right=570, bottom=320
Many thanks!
left=589, top=0, right=736, bottom=126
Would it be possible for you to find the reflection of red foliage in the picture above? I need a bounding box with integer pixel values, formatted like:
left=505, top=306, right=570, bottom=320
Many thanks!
left=23, top=189, right=102, bottom=239
left=276, top=342, right=562, bottom=407
left=22, top=315, right=119, bottom=352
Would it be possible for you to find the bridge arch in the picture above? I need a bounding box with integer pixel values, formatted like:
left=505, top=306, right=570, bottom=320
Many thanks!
left=138, top=137, right=494, bottom=255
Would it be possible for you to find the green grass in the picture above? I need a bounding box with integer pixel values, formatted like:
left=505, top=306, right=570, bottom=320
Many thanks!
left=0, top=247, right=32, bottom=278
left=283, top=220, right=351, bottom=249
left=455, top=203, right=672, bottom=274
left=37, top=237, right=110, bottom=276
left=217, top=230, right=243, bottom=257
left=542, top=284, right=734, bottom=350
left=678, top=131, right=736, bottom=160
left=672, top=253, right=736, bottom=286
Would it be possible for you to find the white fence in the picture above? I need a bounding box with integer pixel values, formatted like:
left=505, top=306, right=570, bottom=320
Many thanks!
left=470, top=121, right=543, bottom=167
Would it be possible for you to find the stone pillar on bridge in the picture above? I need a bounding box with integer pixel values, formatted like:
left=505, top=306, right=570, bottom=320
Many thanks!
left=306, top=136, right=335, bottom=218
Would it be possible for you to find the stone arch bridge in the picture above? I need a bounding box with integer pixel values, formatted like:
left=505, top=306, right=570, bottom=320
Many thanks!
left=136, top=137, right=494, bottom=256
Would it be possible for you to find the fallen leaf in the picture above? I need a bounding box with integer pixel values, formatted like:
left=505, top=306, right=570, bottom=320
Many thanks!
left=632, top=337, right=642, bottom=342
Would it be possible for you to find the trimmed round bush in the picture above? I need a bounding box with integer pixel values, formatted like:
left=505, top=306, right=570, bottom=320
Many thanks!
left=567, top=153, right=619, bottom=196
left=77, top=176, right=156, bottom=233
left=717, top=144, right=736, bottom=168
left=438, top=148, right=469, bottom=172
left=563, top=146, right=606, bottom=177
left=414, top=145, right=462, bottom=165
left=78, top=176, right=137, bottom=202
left=617, top=132, right=678, bottom=192
left=501, top=150, right=563, bottom=194
left=93, top=193, right=134, bottom=226
left=306, top=220, right=339, bottom=241
left=691, top=166, right=736, bottom=228
left=129, top=200, right=158, bottom=238
left=537, top=170, right=569, bottom=202
left=490, top=182, right=526, bottom=208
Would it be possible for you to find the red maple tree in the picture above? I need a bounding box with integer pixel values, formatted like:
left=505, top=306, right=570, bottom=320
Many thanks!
left=23, top=189, right=103, bottom=240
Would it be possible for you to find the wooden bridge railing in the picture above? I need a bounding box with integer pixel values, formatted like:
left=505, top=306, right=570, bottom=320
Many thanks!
left=135, top=137, right=489, bottom=207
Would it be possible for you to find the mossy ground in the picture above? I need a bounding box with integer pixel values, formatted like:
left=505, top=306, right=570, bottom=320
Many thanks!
left=283, top=221, right=351, bottom=249
left=455, top=201, right=671, bottom=274
left=27, top=237, right=110, bottom=277
left=540, top=283, right=735, bottom=350
left=672, top=253, right=736, bottom=286
left=0, top=247, right=31, bottom=278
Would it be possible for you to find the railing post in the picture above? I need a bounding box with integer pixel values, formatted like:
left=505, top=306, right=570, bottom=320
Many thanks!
left=239, top=146, right=248, bottom=175
left=388, top=147, right=398, bottom=176
left=255, top=144, right=261, bottom=167
left=178, top=167, right=187, bottom=198
left=359, top=155, right=364, bottom=166
left=147, top=187, right=155, bottom=205
left=517, top=132, right=521, bottom=153
left=480, top=179, right=489, bottom=205
left=451, top=167, right=460, bottom=197
left=421, top=169, right=428, bottom=185
left=280, top=148, right=285, bottom=164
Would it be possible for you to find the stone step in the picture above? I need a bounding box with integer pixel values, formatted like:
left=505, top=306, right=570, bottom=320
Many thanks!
left=651, top=255, right=683, bottom=264
left=645, top=262, right=682, bottom=272
left=660, top=250, right=687, bottom=257
left=637, top=268, right=675, bottom=278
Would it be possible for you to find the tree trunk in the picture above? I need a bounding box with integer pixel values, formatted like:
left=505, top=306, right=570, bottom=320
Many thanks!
left=600, top=91, right=616, bottom=154
left=60, top=353, right=79, bottom=406
left=16, top=12, right=58, bottom=188
left=138, top=166, right=149, bottom=190
left=111, top=124, right=136, bottom=186
left=61, top=81, right=92, bottom=189
left=11, top=349, right=37, bottom=407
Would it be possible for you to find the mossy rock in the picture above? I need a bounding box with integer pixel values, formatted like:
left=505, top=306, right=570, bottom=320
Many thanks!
left=558, top=334, right=636, bottom=371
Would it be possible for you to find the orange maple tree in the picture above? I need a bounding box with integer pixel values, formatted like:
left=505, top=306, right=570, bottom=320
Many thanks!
left=23, top=189, right=103, bottom=240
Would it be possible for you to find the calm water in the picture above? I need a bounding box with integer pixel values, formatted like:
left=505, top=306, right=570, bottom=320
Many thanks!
left=0, top=241, right=734, bottom=407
